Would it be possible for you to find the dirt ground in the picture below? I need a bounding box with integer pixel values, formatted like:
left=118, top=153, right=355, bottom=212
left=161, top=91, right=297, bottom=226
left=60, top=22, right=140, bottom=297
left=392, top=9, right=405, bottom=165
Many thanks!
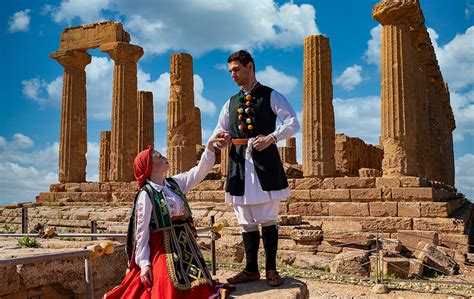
left=214, top=268, right=474, bottom=299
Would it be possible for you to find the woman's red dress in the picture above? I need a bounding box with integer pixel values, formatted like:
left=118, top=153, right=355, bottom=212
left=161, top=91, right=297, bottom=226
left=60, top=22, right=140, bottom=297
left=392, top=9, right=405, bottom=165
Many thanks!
left=103, top=231, right=223, bottom=299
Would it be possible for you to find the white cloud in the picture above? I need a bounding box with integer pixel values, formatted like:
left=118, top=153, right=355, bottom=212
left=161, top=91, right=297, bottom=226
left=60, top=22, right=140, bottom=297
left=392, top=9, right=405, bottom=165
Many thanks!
left=49, top=0, right=318, bottom=56
left=364, top=25, right=382, bottom=66
left=466, top=1, right=474, bottom=19
left=256, top=66, right=298, bottom=95
left=8, top=9, right=32, bottom=33
left=0, top=134, right=101, bottom=203
left=0, top=133, right=34, bottom=151
left=335, top=65, right=363, bottom=91
left=451, top=89, right=474, bottom=142
left=334, top=96, right=381, bottom=145
left=428, top=26, right=474, bottom=90
left=22, top=77, right=62, bottom=106
left=51, top=0, right=110, bottom=24
left=455, top=154, right=474, bottom=200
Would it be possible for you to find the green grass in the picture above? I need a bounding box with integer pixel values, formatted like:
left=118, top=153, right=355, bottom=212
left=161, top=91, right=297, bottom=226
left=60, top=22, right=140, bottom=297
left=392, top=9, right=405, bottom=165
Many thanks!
left=18, top=236, right=39, bottom=248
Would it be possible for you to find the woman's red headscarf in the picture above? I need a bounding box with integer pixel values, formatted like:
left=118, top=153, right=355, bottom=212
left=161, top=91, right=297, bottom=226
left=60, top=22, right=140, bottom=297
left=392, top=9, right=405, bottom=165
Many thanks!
left=133, top=145, right=154, bottom=190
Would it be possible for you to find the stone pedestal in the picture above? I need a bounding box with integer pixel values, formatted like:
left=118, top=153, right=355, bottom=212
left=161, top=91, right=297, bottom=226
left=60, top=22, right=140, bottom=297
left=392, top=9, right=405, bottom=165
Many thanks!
left=302, top=35, right=336, bottom=178
left=373, top=1, right=420, bottom=177
left=137, top=91, right=154, bottom=152
left=99, top=131, right=111, bottom=182
left=50, top=50, right=91, bottom=183
left=167, top=53, right=196, bottom=176
left=101, top=42, right=143, bottom=182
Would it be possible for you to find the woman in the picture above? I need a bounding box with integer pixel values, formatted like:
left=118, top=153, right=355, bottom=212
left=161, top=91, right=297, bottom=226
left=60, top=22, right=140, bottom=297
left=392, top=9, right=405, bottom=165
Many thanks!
left=104, top=133, right=229, bottom=299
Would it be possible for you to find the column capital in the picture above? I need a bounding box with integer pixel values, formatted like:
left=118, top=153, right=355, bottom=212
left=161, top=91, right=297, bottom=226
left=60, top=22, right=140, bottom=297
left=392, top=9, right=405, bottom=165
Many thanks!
left=373, top=0, right=423, bottom=26
left=100, top=42, right=143, bottom=63
left=49, top=50, right=91, bottom=70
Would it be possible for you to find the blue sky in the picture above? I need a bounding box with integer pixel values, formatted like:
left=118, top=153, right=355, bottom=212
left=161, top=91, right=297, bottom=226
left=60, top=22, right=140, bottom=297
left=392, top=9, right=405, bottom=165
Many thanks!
left=1, top=0, right=473, bottom=204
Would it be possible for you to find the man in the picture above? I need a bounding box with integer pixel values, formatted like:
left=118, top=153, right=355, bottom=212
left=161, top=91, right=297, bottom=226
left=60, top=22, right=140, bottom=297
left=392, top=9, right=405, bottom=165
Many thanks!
left=213, top=50, right=299, bottom=287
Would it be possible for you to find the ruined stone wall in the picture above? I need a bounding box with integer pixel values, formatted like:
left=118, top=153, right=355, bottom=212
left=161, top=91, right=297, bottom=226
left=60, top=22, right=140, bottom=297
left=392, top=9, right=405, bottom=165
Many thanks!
left=335, top=134, right=383, bottom=177
left=278, top=137, right=297, bottom=165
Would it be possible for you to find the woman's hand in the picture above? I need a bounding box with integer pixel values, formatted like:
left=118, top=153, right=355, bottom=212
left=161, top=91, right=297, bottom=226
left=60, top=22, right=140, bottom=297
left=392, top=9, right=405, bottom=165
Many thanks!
left=207, top=131, right=230, bottom=151
left=140, top=265, right=153, bottom=289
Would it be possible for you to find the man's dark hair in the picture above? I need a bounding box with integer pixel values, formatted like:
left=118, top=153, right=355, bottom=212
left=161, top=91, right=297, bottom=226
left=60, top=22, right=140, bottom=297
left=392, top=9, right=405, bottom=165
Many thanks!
left=227, top=50, right=255, bottom=73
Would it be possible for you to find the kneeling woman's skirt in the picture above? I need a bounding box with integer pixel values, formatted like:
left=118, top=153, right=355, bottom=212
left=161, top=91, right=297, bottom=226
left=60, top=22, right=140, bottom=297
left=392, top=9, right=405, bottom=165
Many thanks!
left=104, top=223, right=224, bottom=299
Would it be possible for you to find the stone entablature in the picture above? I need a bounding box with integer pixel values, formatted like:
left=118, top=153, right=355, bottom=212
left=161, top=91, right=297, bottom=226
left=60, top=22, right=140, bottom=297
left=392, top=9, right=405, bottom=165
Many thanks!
left=60, top=21, right=130, bottom=51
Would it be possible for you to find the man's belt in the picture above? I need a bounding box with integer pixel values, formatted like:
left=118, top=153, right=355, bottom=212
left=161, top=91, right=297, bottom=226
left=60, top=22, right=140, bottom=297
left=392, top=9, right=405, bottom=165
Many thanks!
left=231, top=138, right=249, bottom=145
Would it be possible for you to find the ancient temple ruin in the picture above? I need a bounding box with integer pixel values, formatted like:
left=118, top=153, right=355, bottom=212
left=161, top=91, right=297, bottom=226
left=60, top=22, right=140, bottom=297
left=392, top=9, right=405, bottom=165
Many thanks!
left=24, top=2, right=471, bottom=295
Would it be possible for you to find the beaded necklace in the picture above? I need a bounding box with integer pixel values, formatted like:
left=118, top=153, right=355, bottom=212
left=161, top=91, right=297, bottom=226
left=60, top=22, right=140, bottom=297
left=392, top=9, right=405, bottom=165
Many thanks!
left=236, top=82, right=260, bottom=137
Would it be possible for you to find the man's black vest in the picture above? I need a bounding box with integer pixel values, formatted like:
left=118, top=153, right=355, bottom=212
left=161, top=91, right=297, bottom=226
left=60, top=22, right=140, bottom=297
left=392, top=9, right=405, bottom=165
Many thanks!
left=226, top=84, right=288, bottom=196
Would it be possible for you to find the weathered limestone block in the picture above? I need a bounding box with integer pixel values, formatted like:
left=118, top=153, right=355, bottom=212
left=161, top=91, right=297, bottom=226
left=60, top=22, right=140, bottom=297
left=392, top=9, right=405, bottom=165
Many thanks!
left=101, top=42, right=143, bottom=182
left=290, top=229, right=323, bottom=244
left=59, top=21, right=130, bottom=50
left=99, top=131, right=111, bottom=183
left=397, top=202, right=421, bottom=217
left=283, top=163, right=303, bottom=179
left=167, top=53, right=196, bottom=176
left=302, top=35, right=335, bottom=178
left=383, top=258, right=410, bottom=279
left=369, top=202, right=397, bottom=217
left=331, top=251, right=370, bottom=277
left=215, top=234, right=244, bottom=263
left=111, top=192, right=135, bottom=202
left=416, top=243, right=459, bottom=275
left=278, top=215, right=303, bottom=226
left=38, top=192, right=55, bottom=203
left=397, top=230, right=439, bottom=252
left=328, top=202, right=369, bottom=217
left=359, top=168, right=382, bottom=177
left=420, top=201, right=459, bottom=217
left=400, top=176, right=430, bottom=187
left=413, top=218, right=466, bottom=233
left=288, top=202, right=326, bottom=216
left=50, top=50, right=91, bottom=183
left=310, top=189, right=350, bottom=202
left=192, top=180, right=224, bottom=191
left=50, top=183, right=66, bottom=192
left=335, top=134, right=383, bottom=177
left=334, top=177, right=375, bottom=189
left=290, top=190, right=311, bottom=201
left=438, top=233, right=470, bottom=253
left=350, top=189, right=382, bottom=202
left=324, top=231, right=375, bottom=248
left=379, top=238, right=402, bottom=256
left=375, top=177, right=400, bottom=188
left=81, top=192, right=111, bottom=202
left=318, top=240, right=343, bottom=254
left=293, top=178, right=324, bottom=189
left=137, top=90, right=154, bottom=152
left=79, top=183, right=100, bottom=192
left=390, top=188, right=436, bottom=202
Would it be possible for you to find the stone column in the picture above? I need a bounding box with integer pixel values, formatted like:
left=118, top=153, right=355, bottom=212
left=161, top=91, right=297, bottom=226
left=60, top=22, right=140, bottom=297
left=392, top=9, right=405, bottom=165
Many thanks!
left=167, top=53, right=196, bottom=176
left=373, top=0, right=421, bottom=177
left=137, top=91, right=154, bottom=152
left=302, top=35, right=336, bottom=177
left=101, top=42, right=143, bottom=182
left=286, top=137, right=297, bottom=165
left=50, top=50, right=91, bottom=183
left=442, top=83, right=456, bottom=186
left=99, top=131, right=111, bottom=182
left=195, top=107, right=202, bottom=146
left=220, top=144, right=229, bottom=177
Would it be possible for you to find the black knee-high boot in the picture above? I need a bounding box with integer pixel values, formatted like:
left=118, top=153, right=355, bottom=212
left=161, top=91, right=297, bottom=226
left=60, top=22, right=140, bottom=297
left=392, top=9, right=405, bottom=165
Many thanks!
left=242, top=230, right=260, bottom=273
left=262, top=225, right=278, bottom=271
